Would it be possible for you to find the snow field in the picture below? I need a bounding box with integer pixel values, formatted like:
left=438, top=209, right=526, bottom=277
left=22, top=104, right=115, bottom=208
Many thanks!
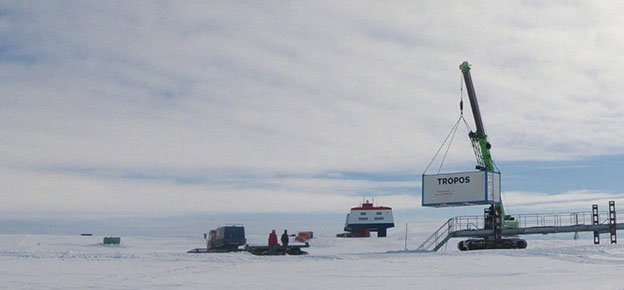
left=2, top=233, right=624, bottom=289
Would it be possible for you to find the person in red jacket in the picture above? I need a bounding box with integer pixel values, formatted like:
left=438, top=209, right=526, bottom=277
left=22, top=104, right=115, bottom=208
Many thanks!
left=268, top=230, right=278, bottom=255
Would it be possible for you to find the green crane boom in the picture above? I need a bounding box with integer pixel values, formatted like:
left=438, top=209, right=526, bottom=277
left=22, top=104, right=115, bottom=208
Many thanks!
left=455, top=61, right=523, bottom=251
left=459, top=61, right=516, bottom=226
left=459, top=61, right=495, bottom=173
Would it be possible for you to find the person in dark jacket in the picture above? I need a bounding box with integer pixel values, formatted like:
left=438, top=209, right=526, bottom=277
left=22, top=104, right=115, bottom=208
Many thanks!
left=281, top=230, right=289, bottom=254
left=268, top=230, right=278, bottom=255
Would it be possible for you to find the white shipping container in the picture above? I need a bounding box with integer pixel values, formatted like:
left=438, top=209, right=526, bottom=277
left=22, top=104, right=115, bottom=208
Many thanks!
left=422, top=171, right=501, bottom=207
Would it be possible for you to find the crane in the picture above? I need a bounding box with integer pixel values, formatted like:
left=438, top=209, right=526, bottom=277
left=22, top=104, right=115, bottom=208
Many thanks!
left=459, top=61, right=494, bottom=172
left=457, top=61, right=525, bottom=250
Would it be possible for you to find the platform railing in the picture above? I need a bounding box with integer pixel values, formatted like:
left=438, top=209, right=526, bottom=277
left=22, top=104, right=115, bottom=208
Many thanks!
left=418, top=209, right=624, bottom=251
left=449, top=210, right=624, bottom=233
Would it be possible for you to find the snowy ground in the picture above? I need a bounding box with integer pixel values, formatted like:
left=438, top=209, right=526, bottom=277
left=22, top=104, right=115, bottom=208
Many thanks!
left=1, top=232, right=624, bottom=290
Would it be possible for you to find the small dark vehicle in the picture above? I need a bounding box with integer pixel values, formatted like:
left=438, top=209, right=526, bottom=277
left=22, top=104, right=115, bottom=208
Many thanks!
left=212, top=225, right=246, bottom=251
left=188, top=225, right=246, bottom=253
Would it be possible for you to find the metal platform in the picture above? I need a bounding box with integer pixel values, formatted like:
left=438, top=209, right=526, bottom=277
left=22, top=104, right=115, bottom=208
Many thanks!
left=418, top=203, right=622, bottom=252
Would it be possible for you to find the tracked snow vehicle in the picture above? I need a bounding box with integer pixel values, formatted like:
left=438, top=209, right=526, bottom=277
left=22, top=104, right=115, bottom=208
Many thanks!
left=187, top=225, right=246, bottom=253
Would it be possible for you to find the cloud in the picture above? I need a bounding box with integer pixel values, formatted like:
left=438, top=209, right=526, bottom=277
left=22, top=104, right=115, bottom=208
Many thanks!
left=2, top=1, right=624, bottom=215
left=504, top=190, right=624, bottom=213
left=0, top=165, right=420, bottom=215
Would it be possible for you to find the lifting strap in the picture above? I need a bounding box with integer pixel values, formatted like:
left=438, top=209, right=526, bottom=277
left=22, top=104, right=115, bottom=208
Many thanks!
left=423, top=77, right=474, bottom=175
left=422, top=114, right=474, bottom=175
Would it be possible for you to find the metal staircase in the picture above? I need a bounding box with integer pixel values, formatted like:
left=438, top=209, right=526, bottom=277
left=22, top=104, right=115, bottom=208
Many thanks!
left=416, top=218, right=454, bottom=252
left=416, top=204, right=624, bottom=252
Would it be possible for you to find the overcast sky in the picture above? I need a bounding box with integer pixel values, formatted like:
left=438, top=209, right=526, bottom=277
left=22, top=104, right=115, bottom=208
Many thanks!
left=2, top=1, right=624, bottom=217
